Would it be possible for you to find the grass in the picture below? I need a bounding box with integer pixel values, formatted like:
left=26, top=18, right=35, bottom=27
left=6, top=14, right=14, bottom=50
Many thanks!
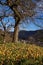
left=0, top=43, right=43, bottom=65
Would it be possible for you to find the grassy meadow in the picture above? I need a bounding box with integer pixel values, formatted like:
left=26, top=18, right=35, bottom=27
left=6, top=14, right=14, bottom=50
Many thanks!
left=0, top=43, right=43, bottom=65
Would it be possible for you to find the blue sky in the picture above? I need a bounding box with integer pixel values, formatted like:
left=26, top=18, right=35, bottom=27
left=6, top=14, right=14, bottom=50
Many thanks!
left=0, top=0, right=43, bottom=31
left=20, top=22, right=41, bottom=31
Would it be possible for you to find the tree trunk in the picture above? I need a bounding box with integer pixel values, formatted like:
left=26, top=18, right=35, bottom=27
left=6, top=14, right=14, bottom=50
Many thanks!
left=12, top=25, right=19, bottom=43
left=9, top=4, right=21, bottom=43
left=3, top=29, right=6, bottom=43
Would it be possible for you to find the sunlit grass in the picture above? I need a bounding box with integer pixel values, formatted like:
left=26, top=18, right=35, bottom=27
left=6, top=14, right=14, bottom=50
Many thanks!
left=0, top=43, right=43, bottom=65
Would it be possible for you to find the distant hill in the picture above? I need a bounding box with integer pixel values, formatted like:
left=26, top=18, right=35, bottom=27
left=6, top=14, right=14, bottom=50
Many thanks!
left=33, top=30, right=43, bottom=42
left=19, top=29, right=43, bottom=42
left=0, top=29, right=43, bottom=42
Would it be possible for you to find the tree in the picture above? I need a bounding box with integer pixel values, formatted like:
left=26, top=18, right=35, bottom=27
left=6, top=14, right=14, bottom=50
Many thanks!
left=0, top=18, right=13, bottom=43
left=0, top=7, right=14, bottom=43
left=6, top=0, right=37, bottom=42
left=0, top=0, right=43, bottom=43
